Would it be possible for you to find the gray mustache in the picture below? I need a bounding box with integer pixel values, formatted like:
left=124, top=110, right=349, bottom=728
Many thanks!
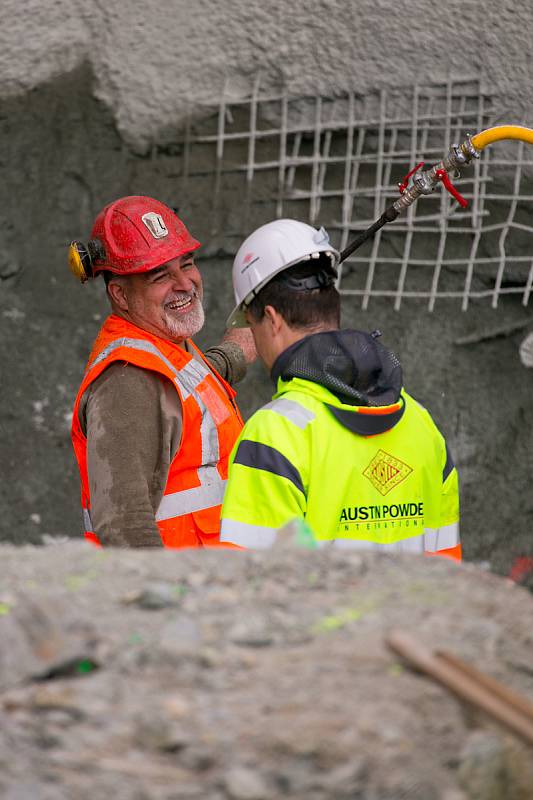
left=165, top=288, right=200, bottom=304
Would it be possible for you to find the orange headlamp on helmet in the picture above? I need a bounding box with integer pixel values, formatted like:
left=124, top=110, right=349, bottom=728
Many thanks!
left=68, top=195, right=200, bottom=283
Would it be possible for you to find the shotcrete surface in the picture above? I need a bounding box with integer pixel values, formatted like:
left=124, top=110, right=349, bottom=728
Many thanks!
left=0, top=1, right=531, bottom=150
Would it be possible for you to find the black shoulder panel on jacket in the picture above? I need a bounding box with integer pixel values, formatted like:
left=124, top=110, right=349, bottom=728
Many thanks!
left=325, top=397, right=405, bottom=435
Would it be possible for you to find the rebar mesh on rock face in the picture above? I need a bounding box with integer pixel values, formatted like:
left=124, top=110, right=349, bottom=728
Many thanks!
left=175, top=75, right=533, bottom=312
left=276, top=330, right=403, bottom=407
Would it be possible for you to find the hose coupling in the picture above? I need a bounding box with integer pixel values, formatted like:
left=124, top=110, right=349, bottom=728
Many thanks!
left=451, top=144, right=469, bottom=166
left=439, top=136, right=480, bottom=174
left=413, top=170, right=437, bottom=195
left=457, top=134, right=481, bottom=164
left=393, top=184, right=422, bottom=214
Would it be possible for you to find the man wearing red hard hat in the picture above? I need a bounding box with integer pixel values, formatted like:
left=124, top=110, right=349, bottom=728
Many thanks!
left=69, top=195, right=255, bottom=548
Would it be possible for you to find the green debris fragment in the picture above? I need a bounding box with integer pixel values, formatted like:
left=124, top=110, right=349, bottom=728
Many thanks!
left=294, top=519, right=318, bottom=549
left=34, top=656, right=100, bottom=681
left=312, top=607, right=363, bottom=633
left=0, top=602, right=11, bottom=616
left=311, top=597, right=380, bottom=634
left=128, top=632, right=144, bottom=645
left=76, top=658, right=97, bottom=674
left=388, top=662, right=404, bottom=676
left=64, top=570, right=99, bottom=591
left=276, top=517, right=318, bottom=548
left=406, top=581, right=449, bottom=606
left=65, top=575, right=84, bottom=591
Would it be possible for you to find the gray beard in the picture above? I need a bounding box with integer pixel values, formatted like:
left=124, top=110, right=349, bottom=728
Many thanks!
left=163, top=300, right=205, bottom=340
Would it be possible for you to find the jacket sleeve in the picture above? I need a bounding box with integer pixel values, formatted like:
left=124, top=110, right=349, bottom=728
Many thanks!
left=84, top=363, right=182, bottom=547
left=409, top=398, right=461, bottom=562
left=425, top=440, right=461, bottom=562
left=204, top=342, right=247, bottom=385
left=220, top=409, right=308, bottom=548
left=441, top=442, right=460, bottom=526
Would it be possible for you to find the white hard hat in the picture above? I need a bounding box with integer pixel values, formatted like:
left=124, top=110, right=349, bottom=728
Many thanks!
left=227, top=219, right=340, bottom=328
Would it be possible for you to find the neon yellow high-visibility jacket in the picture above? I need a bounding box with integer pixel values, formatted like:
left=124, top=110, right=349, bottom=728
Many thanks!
left=220, top=330, right=460, bottom=560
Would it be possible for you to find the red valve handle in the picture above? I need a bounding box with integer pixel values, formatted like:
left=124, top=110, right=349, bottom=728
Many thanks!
left=398, top=161, right=425, bottom=194
left=435, top=169, right=469, bottom=208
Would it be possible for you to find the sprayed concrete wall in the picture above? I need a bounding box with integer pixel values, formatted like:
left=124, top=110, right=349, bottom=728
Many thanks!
left=1, top=0, right=532, bottom=152
left=0, top=1, right=532, bottom=572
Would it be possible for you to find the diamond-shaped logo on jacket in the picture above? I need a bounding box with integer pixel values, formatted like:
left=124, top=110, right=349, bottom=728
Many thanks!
left=363, top=450, right=412, bottom=496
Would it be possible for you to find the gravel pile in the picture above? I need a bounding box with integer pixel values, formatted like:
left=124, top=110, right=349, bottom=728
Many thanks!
left=1, top=542, right=532, bottom=799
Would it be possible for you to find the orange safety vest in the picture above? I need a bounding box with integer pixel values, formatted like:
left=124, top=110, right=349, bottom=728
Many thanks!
left=71, top=314, right=244, bottom=548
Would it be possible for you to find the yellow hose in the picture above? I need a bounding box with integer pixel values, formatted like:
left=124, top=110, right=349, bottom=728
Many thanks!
left=471, top=125, right=533, bottom=151
left=386, top=123, right=533, bottom=217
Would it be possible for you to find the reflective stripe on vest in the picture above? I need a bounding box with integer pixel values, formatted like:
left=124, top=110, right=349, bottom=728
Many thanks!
left=89, top=336, right=220, bottom=464
left=220, top=518, right=460, bottom=554
left=83, top=507, right=93, bottom=533
left=156, top=467, right=226, bottom=520
left=83, top=472, right=227, bottom=533
left=87, top=337, right=224, bottom=516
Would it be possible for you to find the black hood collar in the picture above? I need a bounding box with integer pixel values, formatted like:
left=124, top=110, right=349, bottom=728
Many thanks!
left=271, top=329, right=403, bottom=408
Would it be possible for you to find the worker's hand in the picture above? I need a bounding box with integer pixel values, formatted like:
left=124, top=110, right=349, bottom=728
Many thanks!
left=220, top=327, right=257, bottom=364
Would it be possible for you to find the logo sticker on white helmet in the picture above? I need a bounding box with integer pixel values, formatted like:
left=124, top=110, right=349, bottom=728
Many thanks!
left=141, top=212, right=168, bottom=239
left=312, top=226, right=330, bottom=245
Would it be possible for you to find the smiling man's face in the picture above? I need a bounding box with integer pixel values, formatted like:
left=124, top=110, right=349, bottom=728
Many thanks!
left=108, top=253, right=205, bottom=344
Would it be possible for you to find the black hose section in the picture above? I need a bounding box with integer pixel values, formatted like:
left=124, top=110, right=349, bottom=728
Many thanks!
left=339, top=204, right=400, bottom=263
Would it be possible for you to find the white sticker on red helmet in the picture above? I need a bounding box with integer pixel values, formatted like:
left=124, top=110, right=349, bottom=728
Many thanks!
left=141, top=212, right=168, bottom=239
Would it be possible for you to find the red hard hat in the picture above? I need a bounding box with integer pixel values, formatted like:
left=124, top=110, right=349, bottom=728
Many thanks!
left=90, top=195, right=200, bottom=275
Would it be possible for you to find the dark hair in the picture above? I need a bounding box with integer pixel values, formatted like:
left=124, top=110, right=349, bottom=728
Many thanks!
left=246, top=255, right=340, bottom=330
left=103, top=271, right=132, bottom=288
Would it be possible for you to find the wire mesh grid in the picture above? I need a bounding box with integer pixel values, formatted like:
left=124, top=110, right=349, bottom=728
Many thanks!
left=175, top=76, right=533, bottom=311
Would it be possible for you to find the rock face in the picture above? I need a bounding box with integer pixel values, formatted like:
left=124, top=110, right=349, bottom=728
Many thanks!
left=1, top=1, right=531, bottom=152
left=1, top=543, right=533, bottom=799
